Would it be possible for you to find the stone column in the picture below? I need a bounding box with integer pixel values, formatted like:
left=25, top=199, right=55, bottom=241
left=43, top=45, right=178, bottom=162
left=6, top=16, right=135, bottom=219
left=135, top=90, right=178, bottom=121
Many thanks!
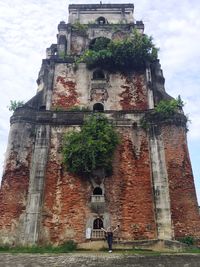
left=149, top=125, right=173, bottom=240
left=21, top=125, right=50, bottom=245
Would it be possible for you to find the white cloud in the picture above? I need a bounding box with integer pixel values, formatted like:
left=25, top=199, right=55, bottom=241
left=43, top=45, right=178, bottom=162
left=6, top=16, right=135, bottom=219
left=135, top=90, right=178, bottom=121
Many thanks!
left=0, top=0, right=199, bottom=202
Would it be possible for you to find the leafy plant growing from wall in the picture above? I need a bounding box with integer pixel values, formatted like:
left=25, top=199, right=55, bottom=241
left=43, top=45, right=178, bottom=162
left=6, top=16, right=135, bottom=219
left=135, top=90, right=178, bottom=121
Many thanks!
left=62, top=114, right=119, bottom=176
left=72, top=21, right=88, bottom=35
left=154, top=96, right=184, bottom=117
left=8, top=100, right=24, bottom=112
left=79, top=29, right=158, bottom=72
left=140, top=96, right=188, bottom=129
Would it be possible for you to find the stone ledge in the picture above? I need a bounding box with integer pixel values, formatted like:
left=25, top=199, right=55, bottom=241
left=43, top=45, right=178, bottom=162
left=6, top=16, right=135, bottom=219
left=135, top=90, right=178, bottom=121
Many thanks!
left=69, top=4, right=134, bottom=10
left=78, top=239, right=188, bottom=252
left=10, top=108, right=146, bottom=126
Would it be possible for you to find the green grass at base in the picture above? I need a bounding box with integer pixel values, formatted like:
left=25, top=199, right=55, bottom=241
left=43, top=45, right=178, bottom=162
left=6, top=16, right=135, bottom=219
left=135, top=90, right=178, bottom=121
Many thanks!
left=0, top=244, right=200, bottom=255
left=0, top=240, right=77, bottom=254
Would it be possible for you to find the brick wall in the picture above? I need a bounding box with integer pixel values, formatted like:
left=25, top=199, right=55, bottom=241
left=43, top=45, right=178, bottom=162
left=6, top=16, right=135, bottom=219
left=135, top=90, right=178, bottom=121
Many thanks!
left=0, top=122, right=33, bottom=244
left=162, top=124, right=200, bottom=238
left=105, top=128, right=156, bottom=240
left=40, top=125, right=156, bottom=244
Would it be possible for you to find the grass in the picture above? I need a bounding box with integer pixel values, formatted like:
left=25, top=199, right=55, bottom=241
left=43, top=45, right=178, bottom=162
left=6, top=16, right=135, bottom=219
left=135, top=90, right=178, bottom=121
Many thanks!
left=0, top=240, right=77, bottom=254
left=0, top=243, right=200, bottom=255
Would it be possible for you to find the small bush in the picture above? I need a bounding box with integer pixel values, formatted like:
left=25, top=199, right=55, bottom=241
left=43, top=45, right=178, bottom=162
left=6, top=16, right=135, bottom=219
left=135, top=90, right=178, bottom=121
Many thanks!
left=90, top=37, right=111, bottom=51
left=154, top=97, right=183, bottom=118
left=0, top=245, right=10, bottom=252
left=72, top=22, right=88, bottom=35
left=179, top=236, right=195, bottom=246
left=140, top=96, right=187, bottom=130
left=60, top=240, right=77, bottom=252
left=8, top=100, right=24, bottom=111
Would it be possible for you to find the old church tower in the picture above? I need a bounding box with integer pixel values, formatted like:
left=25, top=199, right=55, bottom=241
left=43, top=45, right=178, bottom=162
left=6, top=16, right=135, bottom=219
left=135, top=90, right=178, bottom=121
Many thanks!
left=0, top=3, right=200, bottom=247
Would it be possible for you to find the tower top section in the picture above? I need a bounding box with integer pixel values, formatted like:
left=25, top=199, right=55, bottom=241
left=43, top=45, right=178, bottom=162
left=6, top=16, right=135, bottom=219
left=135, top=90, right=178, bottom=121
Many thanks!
left=68, top=3, right=134, bottom=24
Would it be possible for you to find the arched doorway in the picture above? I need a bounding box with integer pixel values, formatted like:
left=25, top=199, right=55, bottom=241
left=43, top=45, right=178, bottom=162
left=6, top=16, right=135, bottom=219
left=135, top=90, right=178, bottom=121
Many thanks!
left=93, top=218, right=104, bottom=229
left=93, top=187, right=103, bottom=195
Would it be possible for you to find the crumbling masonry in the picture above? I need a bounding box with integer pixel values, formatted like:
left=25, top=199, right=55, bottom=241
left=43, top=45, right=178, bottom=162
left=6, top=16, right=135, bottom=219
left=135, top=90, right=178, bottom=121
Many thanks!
left=0, top=3, right=199, bottom=246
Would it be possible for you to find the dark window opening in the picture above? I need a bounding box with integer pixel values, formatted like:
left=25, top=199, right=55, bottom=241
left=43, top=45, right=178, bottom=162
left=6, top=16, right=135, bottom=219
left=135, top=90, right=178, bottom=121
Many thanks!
left=52, top=48, right=57, bottom=56
left=93, top=218, right=103, bottom=229
left=96, top=17, right=107, bottom=25
left=39, top=105, right=46, bottom=110
left=93, top=187, right=103, bottom=195
left=89, top=39, right=96, bottom=50
left=93, top=70, right=105, bottom=80
left=93, top=103, right=104, bottom=112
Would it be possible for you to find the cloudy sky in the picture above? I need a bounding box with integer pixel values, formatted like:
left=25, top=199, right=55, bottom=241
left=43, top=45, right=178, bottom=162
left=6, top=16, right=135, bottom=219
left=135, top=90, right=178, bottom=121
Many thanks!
left=0, top=0, right=200, bottom=202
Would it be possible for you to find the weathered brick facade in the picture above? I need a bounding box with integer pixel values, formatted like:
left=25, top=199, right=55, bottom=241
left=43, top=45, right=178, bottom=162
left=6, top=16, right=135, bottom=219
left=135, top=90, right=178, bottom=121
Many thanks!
left=0, top=3, right=199, bottom=246
left=162, top=125, right=200, bottom=238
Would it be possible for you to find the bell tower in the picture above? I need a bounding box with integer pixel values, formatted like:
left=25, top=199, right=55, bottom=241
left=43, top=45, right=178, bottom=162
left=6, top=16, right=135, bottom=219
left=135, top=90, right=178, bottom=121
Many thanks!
left=0, top=3, right=199, bottom=247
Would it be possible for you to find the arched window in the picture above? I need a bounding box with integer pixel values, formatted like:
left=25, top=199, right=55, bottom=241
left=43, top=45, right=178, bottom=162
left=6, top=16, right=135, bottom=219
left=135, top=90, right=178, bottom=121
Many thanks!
left=93, top=69, right=105, bottom=80
left=93, top=103, right=104, bottom=112
left=50, top=44, right=57, bottom=56
left=96, top=16, right=107, bottom=25
left=93, top=218, right=104, bottom=229
left=93, top=187, right=103, bottom=195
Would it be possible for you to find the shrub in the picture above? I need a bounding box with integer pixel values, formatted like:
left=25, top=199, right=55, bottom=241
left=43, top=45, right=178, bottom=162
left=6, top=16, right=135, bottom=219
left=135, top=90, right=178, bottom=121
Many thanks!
left=72, top=22, right=88, bottom=35
left=79, top=30, right=158, bottom=72
left=89, top=37, right=111, bottom=51
left=60, top=240, right=77, bottom=252
left=8, top=100, right=24, bottom=111
left=62, top=114, right=119, bottom=176
left=179, top=236, right=195, bottom=246
left=140, top=96, right=187, bottom=129
left=154, top=97, right=184, bottom=118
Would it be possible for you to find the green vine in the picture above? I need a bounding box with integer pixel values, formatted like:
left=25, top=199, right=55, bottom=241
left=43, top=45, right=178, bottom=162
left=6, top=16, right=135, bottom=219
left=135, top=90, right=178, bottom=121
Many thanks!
left=79, top=29, right=158, bottom=72
left=62, top=114, right=119, bottom=176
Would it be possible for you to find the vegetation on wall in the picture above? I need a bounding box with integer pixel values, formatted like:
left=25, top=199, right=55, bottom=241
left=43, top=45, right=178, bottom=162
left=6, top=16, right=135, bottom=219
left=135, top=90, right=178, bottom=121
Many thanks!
left=72, top=21, right=88, bottom=35
left=8, top=100, right=24, bottom=112
left=89, top=37, right=111, bottom=51
left=58, top=51, right=66, bottom=59
left=154, top=96, right=184, bottom=117
left=62, top=114, right=119, bottom=176
left=51, top=105, right=90, bottom=111
left=79, top=30, right=158, bottom=72
left=67, top=105, right=90, bottom=111
left=140, top=96, right=188, bottom=129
